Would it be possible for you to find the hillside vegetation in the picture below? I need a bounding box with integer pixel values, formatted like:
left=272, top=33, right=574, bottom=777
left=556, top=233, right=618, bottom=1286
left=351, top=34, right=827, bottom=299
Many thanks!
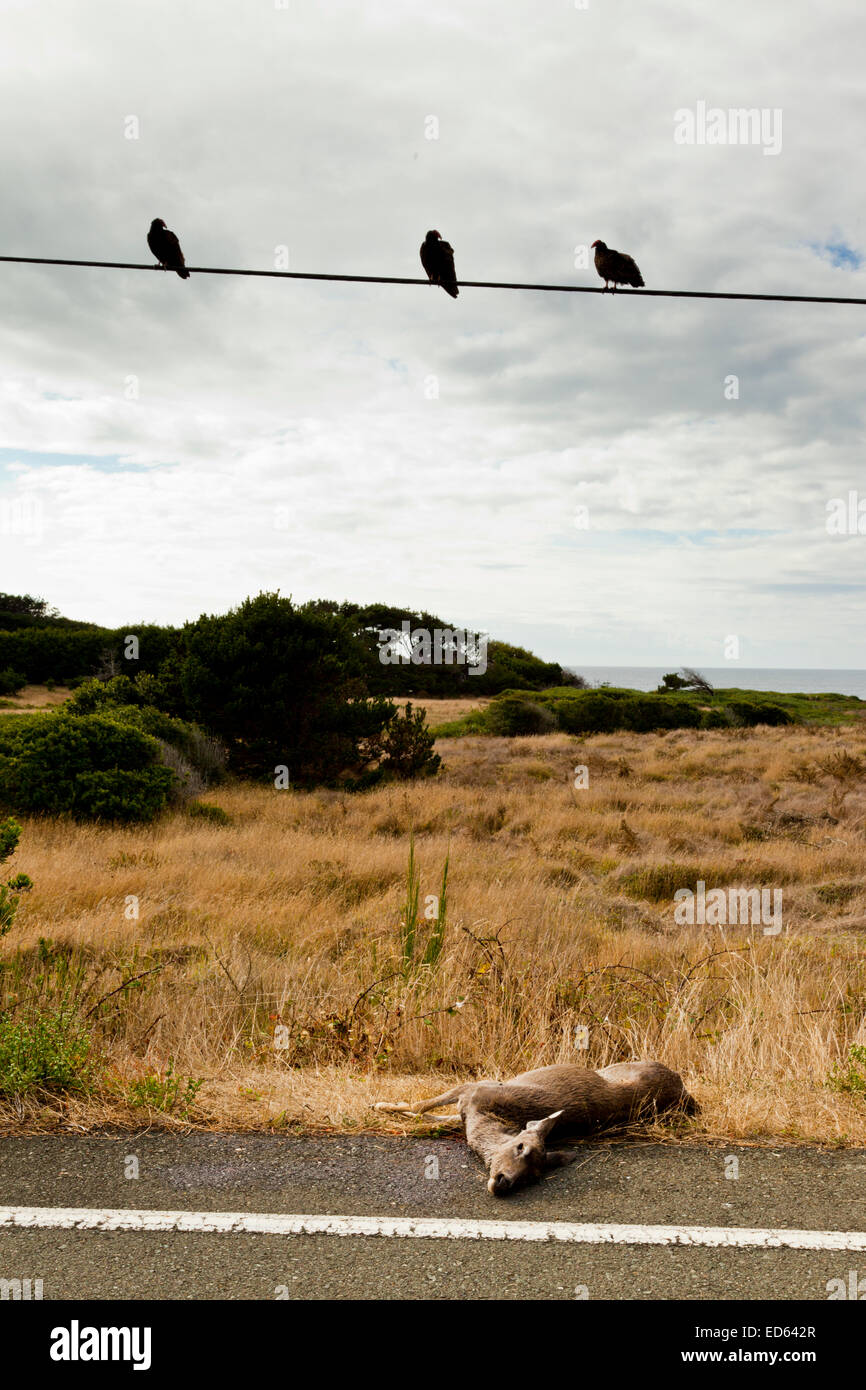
left=433, top=686, right=865, bottom=737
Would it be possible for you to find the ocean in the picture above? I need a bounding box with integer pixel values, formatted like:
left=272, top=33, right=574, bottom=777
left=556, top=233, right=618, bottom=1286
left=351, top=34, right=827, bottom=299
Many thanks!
left=565, top=667, right=866, bottom=700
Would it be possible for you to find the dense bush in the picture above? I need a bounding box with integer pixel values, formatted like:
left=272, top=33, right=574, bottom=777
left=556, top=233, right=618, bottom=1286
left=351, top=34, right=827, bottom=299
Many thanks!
left=379, top=703, right=441, bottom=779
left=476, top=689, right=793, bottom=738
left=0, top=668, right=26, bottom=696
left=0, top=625, right=110, bottom=684
left=700, top=707, right=732, bottom=729
left=177, top=593, right=397, bottom=783
left=551, top=692, right=702, bottom=735
left=324, top=600, right=572, bottom=697
left=0, top=713, right=176, bottom=821
left=187, top=801, right=232, bottom=826
left=726, top=700, right=792, bottom=727
left=0, top=613, right=184, bottom=688
left=0, top=1007, right=93, bottom=1095
left=67, top=679, right=227, bottom=784
left=485, top=696, right=558, bottom=736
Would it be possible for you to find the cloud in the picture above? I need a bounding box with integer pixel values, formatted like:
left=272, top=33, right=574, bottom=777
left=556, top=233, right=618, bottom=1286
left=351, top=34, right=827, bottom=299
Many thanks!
left=0, top=0, right=864, bottom=666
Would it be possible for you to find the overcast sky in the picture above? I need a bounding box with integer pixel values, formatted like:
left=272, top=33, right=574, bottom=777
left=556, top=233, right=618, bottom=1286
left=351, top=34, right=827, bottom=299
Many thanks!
left=1, top=0, right=865, bottom=668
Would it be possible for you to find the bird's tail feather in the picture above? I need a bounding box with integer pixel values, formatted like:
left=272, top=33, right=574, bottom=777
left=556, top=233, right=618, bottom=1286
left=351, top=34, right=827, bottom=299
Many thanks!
left=177, top=268, right=190, bottom=280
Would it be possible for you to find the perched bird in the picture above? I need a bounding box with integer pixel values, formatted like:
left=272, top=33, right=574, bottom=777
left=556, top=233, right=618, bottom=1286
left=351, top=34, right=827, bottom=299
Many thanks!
left=420, top=229, right=459, bottom=298
left=147, top=218, right=190, bottom=279
left=591, top=239, right=644, bottom=292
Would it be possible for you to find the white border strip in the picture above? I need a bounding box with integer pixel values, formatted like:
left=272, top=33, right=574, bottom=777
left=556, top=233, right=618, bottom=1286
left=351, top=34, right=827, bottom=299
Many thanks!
left=2, top=1206, right=866, bottom=1251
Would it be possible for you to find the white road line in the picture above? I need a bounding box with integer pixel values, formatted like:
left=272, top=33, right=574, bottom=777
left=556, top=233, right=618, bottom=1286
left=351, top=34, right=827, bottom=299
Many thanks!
left=2, top=1206, right=866, bottom=1251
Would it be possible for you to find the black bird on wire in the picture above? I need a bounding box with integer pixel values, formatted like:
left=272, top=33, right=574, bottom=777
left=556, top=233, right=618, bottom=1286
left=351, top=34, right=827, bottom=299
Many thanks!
left=147, top=218, right=190, bottom=279
left=591, top=239, right=644, bottom=293
left=420, top=229, right=459, bottom=298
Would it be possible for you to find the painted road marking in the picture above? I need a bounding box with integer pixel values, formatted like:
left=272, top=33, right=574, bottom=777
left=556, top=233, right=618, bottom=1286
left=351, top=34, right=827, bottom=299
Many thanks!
left=2, top=1206, right=866, bottom=1251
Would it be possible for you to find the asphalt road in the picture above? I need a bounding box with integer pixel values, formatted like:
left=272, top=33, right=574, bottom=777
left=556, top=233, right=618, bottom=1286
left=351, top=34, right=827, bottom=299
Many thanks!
left=1, top=1133, right=865, bottom=1300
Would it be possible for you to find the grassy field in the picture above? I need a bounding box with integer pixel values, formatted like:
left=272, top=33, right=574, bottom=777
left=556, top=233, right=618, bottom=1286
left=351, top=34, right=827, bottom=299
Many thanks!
left=2, top=701, right=866, bottom=1143
left=0, top=683, right=71, bottom=713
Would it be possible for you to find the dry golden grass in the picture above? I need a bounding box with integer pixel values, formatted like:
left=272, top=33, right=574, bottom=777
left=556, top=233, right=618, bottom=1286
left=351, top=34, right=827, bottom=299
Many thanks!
left=0, top=683, right=71, bottom=714
left=3, top=721, right=866, bottom=1143
left=396, top=695, right=489, bottom=725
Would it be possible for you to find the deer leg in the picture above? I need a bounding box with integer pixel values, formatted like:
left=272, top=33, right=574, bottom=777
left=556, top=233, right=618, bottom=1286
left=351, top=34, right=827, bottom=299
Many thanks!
left=374, top=1082, right=471, bottom=1117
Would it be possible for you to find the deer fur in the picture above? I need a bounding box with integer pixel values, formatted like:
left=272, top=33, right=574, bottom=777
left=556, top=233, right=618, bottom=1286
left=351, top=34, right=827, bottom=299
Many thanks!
left=377, top=1061, right=697, bottom=1196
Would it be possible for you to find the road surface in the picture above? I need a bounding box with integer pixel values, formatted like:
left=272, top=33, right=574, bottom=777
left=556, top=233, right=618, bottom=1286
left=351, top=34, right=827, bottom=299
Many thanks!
left=1, top=1133, right=864, bottom=1300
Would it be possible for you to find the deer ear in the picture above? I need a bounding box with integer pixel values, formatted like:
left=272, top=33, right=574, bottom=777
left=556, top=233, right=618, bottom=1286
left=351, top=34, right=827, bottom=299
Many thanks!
left=525, top=1109, right=563, bottom=1140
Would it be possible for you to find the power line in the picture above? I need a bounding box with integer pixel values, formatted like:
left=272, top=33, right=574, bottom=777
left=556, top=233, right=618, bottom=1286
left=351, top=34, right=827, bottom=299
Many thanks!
left=0, top=253, right=864, bottom=305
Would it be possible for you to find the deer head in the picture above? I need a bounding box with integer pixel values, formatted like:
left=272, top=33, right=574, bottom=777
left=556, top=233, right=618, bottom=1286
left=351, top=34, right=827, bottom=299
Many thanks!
left=486, top=1110, right=569, bottom=1196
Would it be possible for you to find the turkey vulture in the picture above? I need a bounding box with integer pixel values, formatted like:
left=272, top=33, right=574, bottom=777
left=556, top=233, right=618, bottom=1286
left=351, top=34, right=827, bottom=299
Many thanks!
left=147, top=219, right=190, bottom=279
left=591, top=240, right=644, bottom=292
left=420, top=230, right=458, bottom=298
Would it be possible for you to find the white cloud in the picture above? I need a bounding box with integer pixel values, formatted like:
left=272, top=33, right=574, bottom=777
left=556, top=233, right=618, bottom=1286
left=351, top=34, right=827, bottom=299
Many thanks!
left=0, top=0, right=864, bottom=666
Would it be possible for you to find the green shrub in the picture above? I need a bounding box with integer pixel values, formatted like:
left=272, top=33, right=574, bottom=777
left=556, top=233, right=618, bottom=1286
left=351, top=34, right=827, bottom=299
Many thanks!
left=0, top=668, right=26, bottom=696
left=552, top=692, right=701, bottom=735
left=0, top=625, right=109, bottom=685
left=67, top=679, right=228, bottom=785
left=618, top=862, right=729, bottom=902
left=0, top=1007, right=93, bottom=1095
left=726, top=701, right=791, bottom=727
left=178, top=593, right=396, bottom=783
left=380, top=703, right=442, bottom=778
left=0, top=817, right=33, bottom=937
left=0, top=712, right=176, bottom=821
left=626, top=695, right=701, bottom=732
left=187, top=801, right=232, bottom=826
left=485, top=696, right=557, bottom=736
left=126, top=1060, right=203, bottom=1116
left=430, top=708, right=488, bottom=737
left=701, top=708, right=732, bottom=729
left=828, top=1044, right=866, bottom=1095
left=815, top=882, right=860, bottom=906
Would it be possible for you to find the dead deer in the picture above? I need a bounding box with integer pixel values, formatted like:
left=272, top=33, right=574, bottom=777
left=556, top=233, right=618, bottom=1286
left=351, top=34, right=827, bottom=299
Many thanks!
left=376, top=1061, right=697, bottom=1196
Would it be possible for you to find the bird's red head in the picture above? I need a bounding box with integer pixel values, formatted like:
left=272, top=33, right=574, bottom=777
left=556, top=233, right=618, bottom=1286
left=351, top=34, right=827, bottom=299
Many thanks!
left=591, top=239, right=601, bottom=248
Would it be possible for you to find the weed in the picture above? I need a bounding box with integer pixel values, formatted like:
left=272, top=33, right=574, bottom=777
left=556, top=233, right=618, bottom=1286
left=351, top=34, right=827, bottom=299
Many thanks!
left=829, top=1045, right=866, bottom=1096
left=0, top=1007, right=93, bottom=1095
left=126, top=1059, right=204, bottom=1116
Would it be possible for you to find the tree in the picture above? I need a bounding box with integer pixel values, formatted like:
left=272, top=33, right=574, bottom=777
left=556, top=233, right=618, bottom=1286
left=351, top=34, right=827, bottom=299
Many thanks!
left=658, top=669, right=713, bottom=694
left=681, top=668, right=714, bottom=694
left=380, top=703, right=441, bottom=779
left=0, top=593, right=56, bottom=620
left=658, top=672, right=690, bottom=691
left=178, top=592, right=396, bottom=783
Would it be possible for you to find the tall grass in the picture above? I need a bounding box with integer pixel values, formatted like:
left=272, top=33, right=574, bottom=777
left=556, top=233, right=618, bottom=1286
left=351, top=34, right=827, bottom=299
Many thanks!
left=2, top=714, right=866, bottom=1139
left=400, top=833, right=420, bottom=971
